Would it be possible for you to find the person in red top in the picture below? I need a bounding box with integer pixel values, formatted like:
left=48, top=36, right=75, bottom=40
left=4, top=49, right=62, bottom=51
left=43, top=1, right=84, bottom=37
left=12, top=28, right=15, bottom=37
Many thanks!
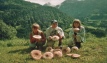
left=29, top=23, right=46, bottom=50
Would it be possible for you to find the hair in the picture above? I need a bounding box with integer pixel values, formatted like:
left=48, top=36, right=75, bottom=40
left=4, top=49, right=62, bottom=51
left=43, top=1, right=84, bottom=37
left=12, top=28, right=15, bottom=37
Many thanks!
left=32, top=23, right=42, bottom=34
left=72, top=19, right=81, bottom=28
left=32, top=23, right=40, bottom=29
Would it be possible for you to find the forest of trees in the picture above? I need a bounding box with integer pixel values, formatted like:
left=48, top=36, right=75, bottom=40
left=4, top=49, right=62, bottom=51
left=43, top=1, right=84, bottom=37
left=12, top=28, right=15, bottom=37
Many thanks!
left=60, top=0, right=107, bottom=19
left=0, top=0, right=73, bottom=39
left=59, top=0, right=107, bottom=37
left=0, top=0, right=107, bottom=40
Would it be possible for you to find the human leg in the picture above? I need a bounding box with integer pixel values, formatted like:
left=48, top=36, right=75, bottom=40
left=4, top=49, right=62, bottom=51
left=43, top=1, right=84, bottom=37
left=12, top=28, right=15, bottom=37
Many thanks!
left=46, top=39, right=55, bottom=48
left=29, top=43, right=36, bottom=50
left=58, top=37, right=64, bottom=47
left=36, top=42, right=46, bottom=50
left=75, top=42, right=81, bottom=48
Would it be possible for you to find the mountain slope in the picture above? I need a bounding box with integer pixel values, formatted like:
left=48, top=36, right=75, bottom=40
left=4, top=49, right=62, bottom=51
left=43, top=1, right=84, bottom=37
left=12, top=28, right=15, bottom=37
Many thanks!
left=59, top=0, right=107, bottom=19
left=0, top=0, right=73, bottom=39
left=59, top=0, right=107, bottom=37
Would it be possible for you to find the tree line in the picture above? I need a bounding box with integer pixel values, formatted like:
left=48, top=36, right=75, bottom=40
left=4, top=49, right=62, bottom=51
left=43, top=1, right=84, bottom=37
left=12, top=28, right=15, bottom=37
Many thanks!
left=0, top=0, right=73, bottom=39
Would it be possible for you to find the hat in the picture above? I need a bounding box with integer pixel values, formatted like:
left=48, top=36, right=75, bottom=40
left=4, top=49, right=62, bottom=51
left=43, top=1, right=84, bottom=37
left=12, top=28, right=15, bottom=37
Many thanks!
left=51, top=20, right=57, bottom=24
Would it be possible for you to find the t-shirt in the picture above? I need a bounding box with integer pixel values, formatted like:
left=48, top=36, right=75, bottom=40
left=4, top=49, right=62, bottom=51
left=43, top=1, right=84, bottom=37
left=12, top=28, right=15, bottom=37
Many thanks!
left=45, top=26, right=65, bottom=39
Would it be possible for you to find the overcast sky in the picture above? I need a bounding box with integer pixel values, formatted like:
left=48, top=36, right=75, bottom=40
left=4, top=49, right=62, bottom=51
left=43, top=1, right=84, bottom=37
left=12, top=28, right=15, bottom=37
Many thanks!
left=25, top=0, right=65, bottom=7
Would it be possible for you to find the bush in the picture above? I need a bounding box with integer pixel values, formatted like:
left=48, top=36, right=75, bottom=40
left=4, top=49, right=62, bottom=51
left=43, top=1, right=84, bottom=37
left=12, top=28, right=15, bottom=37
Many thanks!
left=86, top=26, right=106, bottom=37
left=0, top=20, right=17, bottom=40
left=91, top=29, right=106, bottom=37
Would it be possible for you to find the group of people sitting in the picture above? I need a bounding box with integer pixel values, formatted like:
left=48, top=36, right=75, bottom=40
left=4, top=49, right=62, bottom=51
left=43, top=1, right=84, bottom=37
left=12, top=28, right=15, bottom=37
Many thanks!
left=29, top=19, right=85, bottom=51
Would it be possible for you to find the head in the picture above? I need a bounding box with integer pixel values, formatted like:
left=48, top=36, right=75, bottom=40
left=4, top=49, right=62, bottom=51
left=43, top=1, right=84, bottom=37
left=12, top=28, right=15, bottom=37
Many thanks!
left=72, top=19, right=81, bottom=28
left=51, top=20, right=58, bottom=28
left=32, top=23, right=40, bottom=33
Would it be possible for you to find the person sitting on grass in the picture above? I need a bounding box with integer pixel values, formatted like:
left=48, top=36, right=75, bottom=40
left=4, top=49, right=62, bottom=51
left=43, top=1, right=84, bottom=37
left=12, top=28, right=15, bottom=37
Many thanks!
left=29, top=23, right=46, bottom=50
left=45, top=20, right=65, bottom=48
left=68, top=19, right=85, bottom=49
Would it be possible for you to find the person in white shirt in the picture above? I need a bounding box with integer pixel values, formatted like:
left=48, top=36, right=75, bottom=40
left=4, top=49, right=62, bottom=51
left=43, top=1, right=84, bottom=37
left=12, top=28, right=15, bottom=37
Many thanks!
left=45, top=20, right=65, bottom=47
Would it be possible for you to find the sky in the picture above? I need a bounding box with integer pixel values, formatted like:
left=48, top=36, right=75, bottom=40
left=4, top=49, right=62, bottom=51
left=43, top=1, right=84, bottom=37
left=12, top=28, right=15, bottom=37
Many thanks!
left=24, top=0, right=65, bottom=7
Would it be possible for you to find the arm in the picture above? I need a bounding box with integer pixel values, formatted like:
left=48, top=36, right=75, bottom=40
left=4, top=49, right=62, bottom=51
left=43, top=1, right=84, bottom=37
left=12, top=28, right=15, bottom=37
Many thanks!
left=45, top=27, right=52, bottom=40
left=68, top=28, right=75, bottom=46
left=69, top=28, right=74, bottom=38
left=45, top=28, right=50, bottom=39
left=40, top=32, right=46, bottom=42
left=77, top=26, right=85, bottom=42
left=57, top=27, right=65, bottom=39
left=30, top=33, right=36, bottom=43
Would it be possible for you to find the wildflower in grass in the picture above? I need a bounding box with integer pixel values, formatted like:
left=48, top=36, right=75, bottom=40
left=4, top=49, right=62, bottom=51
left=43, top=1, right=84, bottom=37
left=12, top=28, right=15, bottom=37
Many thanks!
left=30, top=50, right=42, bottom=60
left=42, top=52, right=54, bottom=59
left=62, top=47, right=71, bottom=54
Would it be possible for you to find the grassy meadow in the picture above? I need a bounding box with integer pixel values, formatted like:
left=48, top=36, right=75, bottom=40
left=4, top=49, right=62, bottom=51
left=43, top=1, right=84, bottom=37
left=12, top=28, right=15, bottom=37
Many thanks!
left=0, top=35, right=107, bottom=63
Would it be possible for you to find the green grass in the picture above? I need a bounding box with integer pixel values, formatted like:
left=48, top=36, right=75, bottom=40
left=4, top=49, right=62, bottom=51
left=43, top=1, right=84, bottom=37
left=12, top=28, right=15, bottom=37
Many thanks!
left=0, top=37, right=107, bottom=63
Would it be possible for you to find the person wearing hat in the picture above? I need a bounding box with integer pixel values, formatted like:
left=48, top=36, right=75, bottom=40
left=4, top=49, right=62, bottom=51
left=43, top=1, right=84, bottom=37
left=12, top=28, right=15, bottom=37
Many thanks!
left=29, top=23, right=46, bottom=50
left=45, top=20, right=65, bottom=48
left=68, top=19, right=85, bottom=48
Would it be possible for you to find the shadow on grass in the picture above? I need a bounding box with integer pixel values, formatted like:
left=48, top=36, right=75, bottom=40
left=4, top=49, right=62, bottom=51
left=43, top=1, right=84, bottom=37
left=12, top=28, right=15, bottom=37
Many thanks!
left=8, top=47, right=46, bottom=54
left=8, top=48, right=32, bottom=54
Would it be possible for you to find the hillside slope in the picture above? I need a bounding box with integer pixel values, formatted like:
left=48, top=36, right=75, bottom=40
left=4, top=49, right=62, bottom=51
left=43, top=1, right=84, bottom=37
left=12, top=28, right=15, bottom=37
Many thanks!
left=0, top=0, right=73, bottom=39
left=59, top=0, right=107, bottom=19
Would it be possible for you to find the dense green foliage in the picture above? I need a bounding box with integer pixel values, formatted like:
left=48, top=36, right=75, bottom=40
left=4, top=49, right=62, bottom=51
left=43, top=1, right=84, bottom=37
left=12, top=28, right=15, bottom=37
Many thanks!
left=60, top=0, right=107, bottom=37
left=0, top=20, right=17, bottom=39
left=60, top=0, right=107, bottom=19
left=0, top=0, right=107, bottom=62
left=0, top=0, right=107, bottom=39
left=0, top=0, right=73, bottom=39
left=85, top=26, right=106, bottom=37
